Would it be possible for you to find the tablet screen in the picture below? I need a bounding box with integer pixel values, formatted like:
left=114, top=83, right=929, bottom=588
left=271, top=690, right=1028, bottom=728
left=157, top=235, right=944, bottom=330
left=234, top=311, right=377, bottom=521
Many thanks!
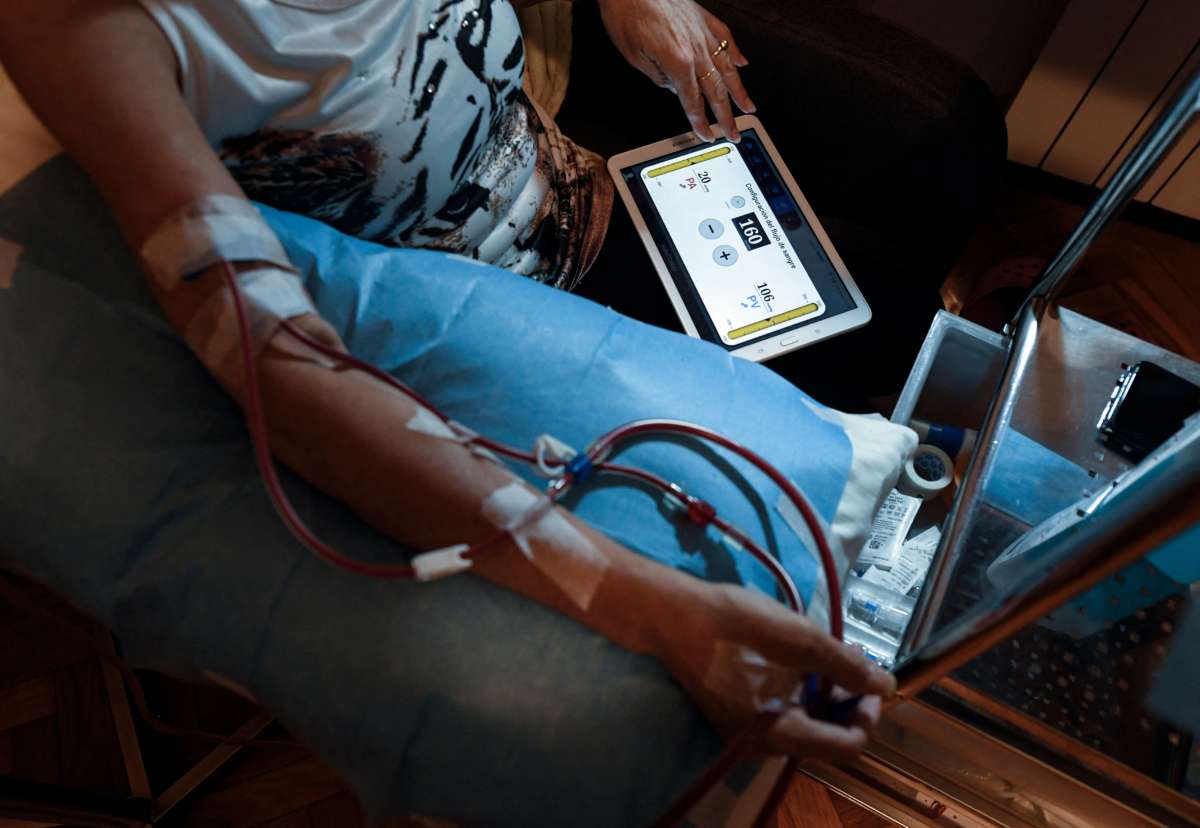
left=619, top=129, right=857, bottom=349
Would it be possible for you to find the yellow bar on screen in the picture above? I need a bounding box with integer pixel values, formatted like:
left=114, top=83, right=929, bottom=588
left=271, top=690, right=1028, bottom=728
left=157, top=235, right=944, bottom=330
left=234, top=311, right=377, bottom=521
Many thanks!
left=727, top=303, right=820, bottom=340
left=646, top=146, right=732, bottom=178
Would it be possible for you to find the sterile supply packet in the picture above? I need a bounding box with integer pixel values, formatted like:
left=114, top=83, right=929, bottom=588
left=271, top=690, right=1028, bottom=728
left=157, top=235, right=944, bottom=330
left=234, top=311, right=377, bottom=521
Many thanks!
left=858, top=490, right=920, bottom=569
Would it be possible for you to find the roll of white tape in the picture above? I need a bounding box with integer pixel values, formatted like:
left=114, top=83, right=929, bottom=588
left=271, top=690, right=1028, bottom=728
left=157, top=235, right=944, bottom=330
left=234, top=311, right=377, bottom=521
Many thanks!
left=897, top=443, right=954, bottom=500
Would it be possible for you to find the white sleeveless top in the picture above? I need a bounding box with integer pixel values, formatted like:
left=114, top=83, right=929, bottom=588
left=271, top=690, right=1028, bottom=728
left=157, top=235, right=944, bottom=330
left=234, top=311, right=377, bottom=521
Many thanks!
left=137, top=0, right=611, bottom=288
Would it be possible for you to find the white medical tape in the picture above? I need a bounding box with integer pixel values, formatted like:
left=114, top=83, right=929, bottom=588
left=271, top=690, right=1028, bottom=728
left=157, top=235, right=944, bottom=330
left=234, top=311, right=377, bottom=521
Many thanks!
left=0, top=237, right=20, bottom=289
left=469, top=444, right=502, bottom=464
left=138, top=195, right=317, bottom=392
left=181, top=266, right=316, bottom=390
left=238, top=263, right=315, bottom=321
left=406, top=407, right=461, bottom=441
left=896, top=443, right=953, bottom=500
left=702, top=641, right=798, bottom=712
left=480, top=482, right=608, bottom=610
left=440, top=420, right=505, bottom=465
left=446, top=419, right=476, bottom=440
left=140, top=195, right=296, bottom=288
left=404, top=413, right=503, bottom=465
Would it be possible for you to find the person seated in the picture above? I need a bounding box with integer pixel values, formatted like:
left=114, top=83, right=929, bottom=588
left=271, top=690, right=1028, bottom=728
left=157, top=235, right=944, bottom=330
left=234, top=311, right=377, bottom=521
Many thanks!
left=0, top=0, right=1003, bottom=766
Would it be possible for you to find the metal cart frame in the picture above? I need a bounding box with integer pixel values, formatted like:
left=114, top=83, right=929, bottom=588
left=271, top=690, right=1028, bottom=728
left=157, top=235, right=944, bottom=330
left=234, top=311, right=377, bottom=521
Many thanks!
left=844, top=67, right=1200, bottom=828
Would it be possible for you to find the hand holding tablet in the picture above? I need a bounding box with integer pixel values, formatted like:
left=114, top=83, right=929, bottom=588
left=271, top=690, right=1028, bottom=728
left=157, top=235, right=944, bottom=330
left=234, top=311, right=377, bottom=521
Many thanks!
left=608, top=116, right=871, bottom=362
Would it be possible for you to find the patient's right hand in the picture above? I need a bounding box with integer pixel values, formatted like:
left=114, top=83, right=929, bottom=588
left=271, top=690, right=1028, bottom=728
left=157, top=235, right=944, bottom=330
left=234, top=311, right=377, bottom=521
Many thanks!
left=654, top=579, right=895, bottom=759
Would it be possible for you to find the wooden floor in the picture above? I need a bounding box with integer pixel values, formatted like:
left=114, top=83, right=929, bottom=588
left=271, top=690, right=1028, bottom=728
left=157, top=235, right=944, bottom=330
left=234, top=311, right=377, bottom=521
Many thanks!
left=1, top=172, right=1197, bottom=828
left=0, top=582, right=129, bottom=804
left=941, top=172, right=1200, bottom=362
left=774, top=776, right=892, bottom=828
left=0, top=575, right=378, bottom=828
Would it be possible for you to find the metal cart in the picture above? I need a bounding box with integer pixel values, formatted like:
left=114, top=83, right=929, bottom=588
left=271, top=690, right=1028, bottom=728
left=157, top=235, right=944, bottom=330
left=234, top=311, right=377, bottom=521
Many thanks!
left=811, top=68, right=1200, bottom=827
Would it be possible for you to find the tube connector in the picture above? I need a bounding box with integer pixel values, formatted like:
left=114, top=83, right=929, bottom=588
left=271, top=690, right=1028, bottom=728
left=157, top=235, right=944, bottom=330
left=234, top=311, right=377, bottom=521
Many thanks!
left=411, top=544, right=472, bottom=580
left=686, top=497, right=718, bottom=528
left=564, top=453, right=595, bottom=484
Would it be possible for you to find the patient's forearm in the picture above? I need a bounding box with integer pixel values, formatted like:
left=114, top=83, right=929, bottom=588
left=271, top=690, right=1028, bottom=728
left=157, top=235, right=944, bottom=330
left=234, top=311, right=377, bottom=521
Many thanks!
left=254, top=321, right=694, bottom=657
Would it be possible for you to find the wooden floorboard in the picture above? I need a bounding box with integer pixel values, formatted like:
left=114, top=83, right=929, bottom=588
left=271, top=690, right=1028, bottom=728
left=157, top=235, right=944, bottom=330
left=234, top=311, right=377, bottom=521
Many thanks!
left=299, top=791, right=364, bottom=827
left=4, top=716, right=61, bottom=787
left=776, top=773, right=843, bottom=827
left=943, top=181, right=1200, bottom=362
left=135, top=670, right=265, bottom=794
left=831, top=792, right=894, bottom=828
left=168, top=757, right=350, bottom=828
left=52, top=660, right=127, bottom=796
left=0, top=576, right=133, bottom=801
left=0, top=616, right=93, bottom=690
left=216, top=741, right=314, bottom=790
left=137, top=671, right=208, bottom=790
left=0, top=676, right=54, bottom=733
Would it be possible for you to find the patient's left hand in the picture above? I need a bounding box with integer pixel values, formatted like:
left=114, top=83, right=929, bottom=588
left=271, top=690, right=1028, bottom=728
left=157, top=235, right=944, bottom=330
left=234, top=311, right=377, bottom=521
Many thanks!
left=597, top=0, right=755, bottom=143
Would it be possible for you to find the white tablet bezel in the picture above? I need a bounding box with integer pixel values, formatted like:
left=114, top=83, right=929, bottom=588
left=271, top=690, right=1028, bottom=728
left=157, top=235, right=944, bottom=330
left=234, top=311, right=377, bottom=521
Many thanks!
left=607, top=114, right=872, bottom=362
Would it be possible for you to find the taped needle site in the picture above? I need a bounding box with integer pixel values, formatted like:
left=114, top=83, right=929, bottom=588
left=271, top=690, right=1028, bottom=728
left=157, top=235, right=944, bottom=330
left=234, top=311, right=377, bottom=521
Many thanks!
left=220, top=259, right=844, bottom=825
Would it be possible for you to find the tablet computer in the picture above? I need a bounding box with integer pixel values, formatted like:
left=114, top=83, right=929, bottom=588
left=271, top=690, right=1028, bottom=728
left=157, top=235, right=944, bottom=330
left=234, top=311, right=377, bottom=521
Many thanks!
left=608, top=115, right=871, bottom=362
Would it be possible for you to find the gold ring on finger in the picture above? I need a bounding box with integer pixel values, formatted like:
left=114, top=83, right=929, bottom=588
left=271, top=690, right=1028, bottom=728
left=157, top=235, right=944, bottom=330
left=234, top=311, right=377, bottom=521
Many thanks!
left=698, top=65, right=720, bottom=82
left=711, top=39, right=729, bottom=58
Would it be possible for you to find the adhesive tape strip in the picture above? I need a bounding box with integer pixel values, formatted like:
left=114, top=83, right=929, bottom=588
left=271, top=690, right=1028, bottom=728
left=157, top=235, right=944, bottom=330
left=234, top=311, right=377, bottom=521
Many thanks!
left=181, top=266, right=317, bottom=391
left=140, top=195, right=296, bottom=287
left=406, top=407, right=462, bottom=441
left=481, top=482, right=608, bottom=610
left=702, top=641, right=797, bottom=712
left=404, top=411, right=503, bottom=465
left=896, top=443, right=953, bottom=500
left=237, top=265, right=316, bottom=322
